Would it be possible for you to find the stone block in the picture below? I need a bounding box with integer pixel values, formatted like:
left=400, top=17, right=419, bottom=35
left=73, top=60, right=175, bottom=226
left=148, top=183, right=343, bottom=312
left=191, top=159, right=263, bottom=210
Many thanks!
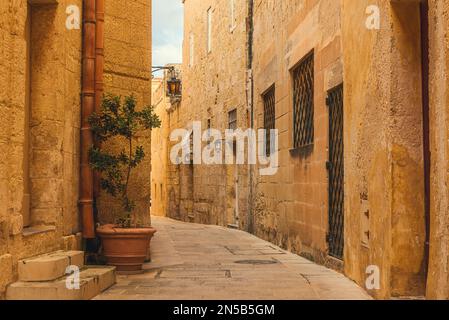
left=65, top=251, right=85, bottom=269
left=9, top=214, right=23, bottom=235
left=18, top=250, right=84, bottom=281
left=62, top=235, right=76, bottom=251
left=30, top=208, right=59, bottom=225
left=0, top=254, right=13, bottom=293
left=79, top=266, right=116, bottom=292
left=7, top=266, right=115, bottom=300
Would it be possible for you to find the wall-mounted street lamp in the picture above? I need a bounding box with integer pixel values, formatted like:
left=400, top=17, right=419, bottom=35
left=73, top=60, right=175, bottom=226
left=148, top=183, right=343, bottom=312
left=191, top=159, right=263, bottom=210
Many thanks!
left=152, top=66, right=182, bottom=98
left=166, top=77, right=182, bottom=97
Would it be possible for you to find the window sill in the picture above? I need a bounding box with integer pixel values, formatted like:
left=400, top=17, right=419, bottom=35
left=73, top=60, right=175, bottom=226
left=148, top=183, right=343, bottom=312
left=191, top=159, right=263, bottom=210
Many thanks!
left=289, top=143, right=314, bottom=156
left=22, top=225, right=56, bottom=237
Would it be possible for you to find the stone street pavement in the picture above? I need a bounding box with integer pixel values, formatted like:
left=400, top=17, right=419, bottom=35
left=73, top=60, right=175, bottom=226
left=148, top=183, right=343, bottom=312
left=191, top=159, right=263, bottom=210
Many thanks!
left=96, top=216, right=371, bottom=300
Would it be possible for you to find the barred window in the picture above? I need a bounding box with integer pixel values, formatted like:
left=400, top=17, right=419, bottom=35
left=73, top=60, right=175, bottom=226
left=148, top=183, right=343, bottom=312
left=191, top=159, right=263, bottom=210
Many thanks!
left=228, top=109, right=237, bottom=130
left=292, top=52, right=314, bottom=148
left=263, top=85, right=276, bottom=156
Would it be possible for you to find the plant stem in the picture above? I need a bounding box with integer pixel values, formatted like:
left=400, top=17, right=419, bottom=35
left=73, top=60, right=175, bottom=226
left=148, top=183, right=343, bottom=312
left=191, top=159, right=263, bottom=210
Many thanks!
left=124, top=135, right=132, bottom=200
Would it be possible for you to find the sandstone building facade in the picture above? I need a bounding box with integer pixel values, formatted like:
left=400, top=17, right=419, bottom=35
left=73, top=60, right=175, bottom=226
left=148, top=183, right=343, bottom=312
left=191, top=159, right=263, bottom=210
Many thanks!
left=158, top=0, right=449, bottom=299
left=150, top=65, right=181, bottom=218
left=165, top=0, right=250, bottom=228
left=97, top=0, right=153, bottom=227
left=0, top=0, right=152, bottom=299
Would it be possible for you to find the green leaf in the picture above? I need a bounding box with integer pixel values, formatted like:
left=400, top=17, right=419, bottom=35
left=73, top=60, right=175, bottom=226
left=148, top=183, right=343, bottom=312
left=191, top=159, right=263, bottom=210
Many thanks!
left=88, top=94, right=161, bottom=224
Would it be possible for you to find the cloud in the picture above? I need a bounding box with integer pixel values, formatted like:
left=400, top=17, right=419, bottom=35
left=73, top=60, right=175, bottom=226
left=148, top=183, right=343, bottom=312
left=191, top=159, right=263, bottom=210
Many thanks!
left=153, top=43, right=182, bottom=66
left=152, top=0, right=183, bottom=70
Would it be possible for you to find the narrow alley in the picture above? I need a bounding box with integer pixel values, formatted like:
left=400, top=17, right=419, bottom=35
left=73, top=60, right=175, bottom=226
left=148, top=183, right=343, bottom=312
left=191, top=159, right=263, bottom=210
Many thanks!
left=2, top=0, right=449, bottom=304
left=96, top=217, right=370, bottom=300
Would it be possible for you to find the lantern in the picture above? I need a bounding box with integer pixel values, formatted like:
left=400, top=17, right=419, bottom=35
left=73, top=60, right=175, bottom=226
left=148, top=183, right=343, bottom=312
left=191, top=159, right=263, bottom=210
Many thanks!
left=167, top=77, right=182, bottom=97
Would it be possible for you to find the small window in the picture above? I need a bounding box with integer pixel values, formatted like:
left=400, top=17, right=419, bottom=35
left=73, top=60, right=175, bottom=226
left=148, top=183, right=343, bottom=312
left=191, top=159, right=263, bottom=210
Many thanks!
left=229, top=0, right=236, bottom=31
left=263, top=85, right=276, bottom=156
left=228, top=109, right=237, bottom=155
left=292, top=51, right=314, bottom=148
left=189, top=32, right=194, bottom=67
left=228, top=109, right=237, bottom=130
left=207, top=7, right=212, bottom=53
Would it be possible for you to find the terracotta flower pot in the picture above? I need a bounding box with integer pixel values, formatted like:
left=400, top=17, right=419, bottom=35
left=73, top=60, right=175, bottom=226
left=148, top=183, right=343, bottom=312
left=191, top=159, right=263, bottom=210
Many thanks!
left=97, top=224, right=157, bottom=272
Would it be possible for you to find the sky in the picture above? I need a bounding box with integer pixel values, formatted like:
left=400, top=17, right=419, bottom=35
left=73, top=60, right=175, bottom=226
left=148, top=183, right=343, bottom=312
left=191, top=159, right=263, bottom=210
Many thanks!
left=152, top=0, right=184, bottom=77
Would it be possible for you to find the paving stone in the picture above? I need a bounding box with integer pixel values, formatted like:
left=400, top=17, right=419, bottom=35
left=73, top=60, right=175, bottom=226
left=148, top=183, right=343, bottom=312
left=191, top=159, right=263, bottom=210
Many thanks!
left=96, top=217, right=371, bottom=300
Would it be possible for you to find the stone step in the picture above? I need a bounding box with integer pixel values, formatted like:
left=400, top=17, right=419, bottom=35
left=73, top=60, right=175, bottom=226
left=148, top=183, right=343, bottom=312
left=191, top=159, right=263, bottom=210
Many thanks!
left=79, top=266, right=117, bottom=292
left=6, top=266, right=116, bottom=300
left=18, top=250, right=84, bottom=282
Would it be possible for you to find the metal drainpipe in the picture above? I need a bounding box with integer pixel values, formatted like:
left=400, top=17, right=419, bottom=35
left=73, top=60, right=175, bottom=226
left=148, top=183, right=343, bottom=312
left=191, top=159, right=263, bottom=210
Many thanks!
left=93, top=0, right=104, bottom=199
left=80, top=0, right=96, bottom=238
left=246, top=0, right=254, bottom=234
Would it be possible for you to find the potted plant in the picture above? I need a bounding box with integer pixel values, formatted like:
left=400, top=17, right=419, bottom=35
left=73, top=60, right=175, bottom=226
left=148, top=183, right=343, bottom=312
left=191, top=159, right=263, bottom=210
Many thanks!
left=89, top=94, right=161, bottom=272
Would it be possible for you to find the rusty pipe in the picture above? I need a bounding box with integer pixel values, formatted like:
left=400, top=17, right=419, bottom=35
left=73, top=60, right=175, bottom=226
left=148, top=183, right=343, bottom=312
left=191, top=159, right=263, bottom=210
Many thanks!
left=94, top=0, right=104, bottom=197
left=80, top=0, right=96, bottom=238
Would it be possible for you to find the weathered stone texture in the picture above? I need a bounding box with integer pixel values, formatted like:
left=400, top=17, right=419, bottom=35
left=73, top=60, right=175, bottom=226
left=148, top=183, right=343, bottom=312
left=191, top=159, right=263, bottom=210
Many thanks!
left=426, top=0, right=449, bottom=300
left=167, top=0, right=449, bottom=300
left=0, top=254, right=13, bottom=299
left=150, top=76, right=172, bottom=217
left=97, top=0, right=153, bottom=227
left=0, top=0, right=83, bottom=298
left=253, top=0, right=341, bottom=260
left=164, top=0, right=249, bottom=228
left=0, top=0, right=152, bottom=298
left=342, top=0, right=430, bottom=299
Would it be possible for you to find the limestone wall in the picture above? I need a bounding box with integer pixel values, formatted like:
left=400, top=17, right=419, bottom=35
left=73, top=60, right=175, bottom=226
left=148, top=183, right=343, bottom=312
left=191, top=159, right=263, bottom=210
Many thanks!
left=97, top=0, right=153, bottom=227
left=151, top=77, right=170, bottom=217
left=250, top=0, right=448, bottom=300
left=173, top=0, right=449, bottom=300
left=252, top=0, right=343, bottom=266
left=342, top=0, right=429, bottom=299
left=0, top=0, right=153, bottom=299
left=0, top=0, right=83, bottom=299
left=167, top=0, right=249, bottom=228
left=427, top=0, right=449, bottom=300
